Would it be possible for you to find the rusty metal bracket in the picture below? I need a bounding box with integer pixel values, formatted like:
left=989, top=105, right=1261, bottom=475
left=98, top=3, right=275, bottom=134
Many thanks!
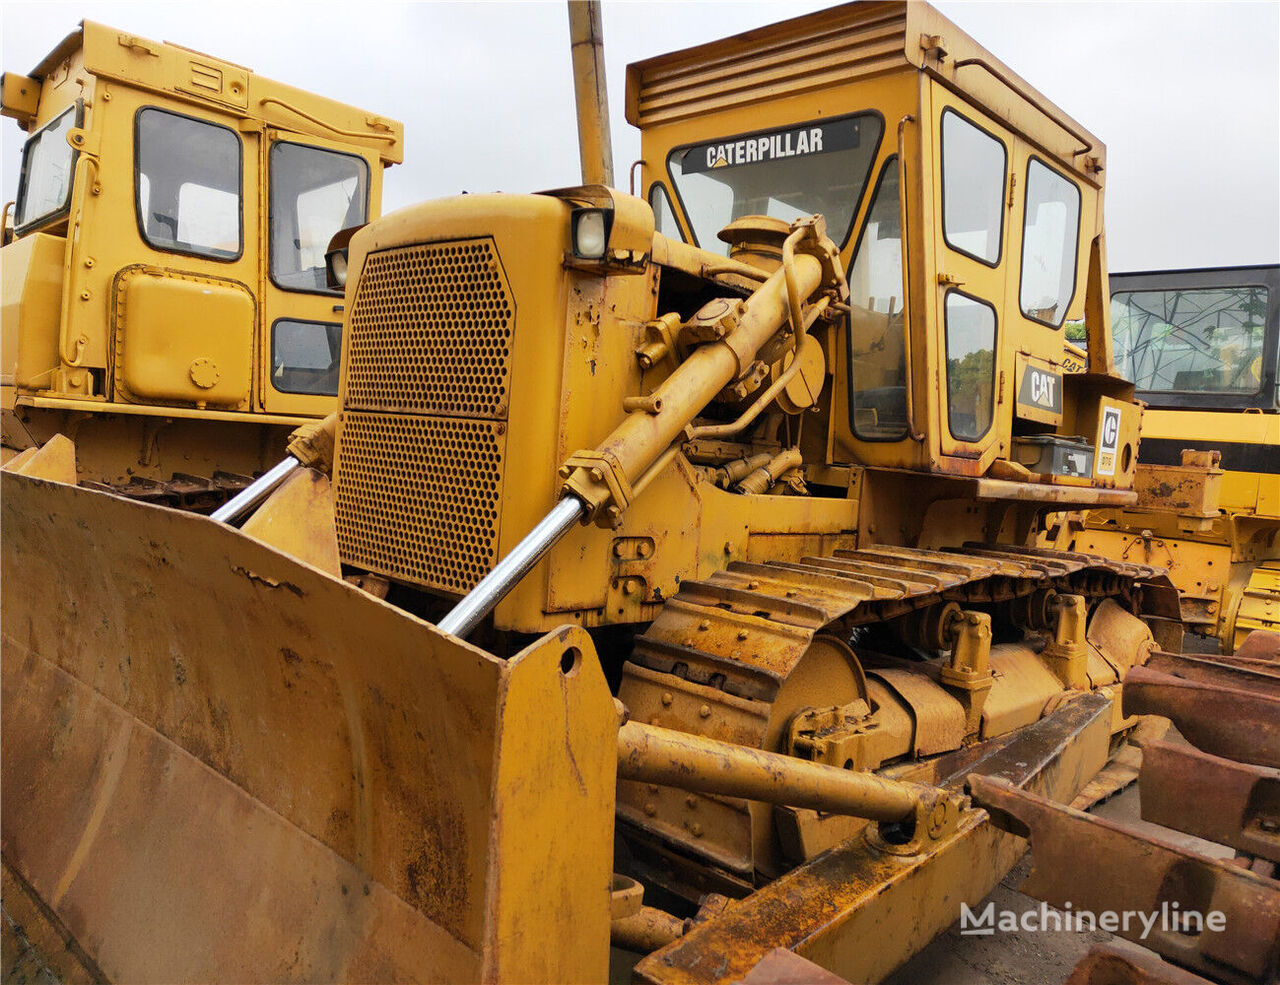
left=969, top=774, right=1280, bottom=983
left=1065, top=943, right=1216, bottom=985
left=1139, top=739, right=1280, bottom=864
left=1123, top=663, right=1280, bottom=768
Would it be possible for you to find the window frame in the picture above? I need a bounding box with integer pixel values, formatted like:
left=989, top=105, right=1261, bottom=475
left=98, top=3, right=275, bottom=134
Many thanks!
left=268, top=316, right=343, bottom=396
left=938, top=107, right=1008, bottom=270
left=1018, top=154, right=1082, bottom=329
left=268, top=139, right=371, bottom=297
left=662, top=109, right=886, bottom=252
left=133, top=105, right=245, bottom=263
left=647, top=180, right=682, bottom=242
left=942, top=287, right=1000, bottom=443
left=14, top=102, right=83, bottom=235
left=845, top=153, right=909, bottom=443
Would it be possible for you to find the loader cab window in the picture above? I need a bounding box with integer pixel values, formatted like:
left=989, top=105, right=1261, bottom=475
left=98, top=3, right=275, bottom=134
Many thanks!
left=667, top=113, right=883, bottom=255
left=15, top=103, right=80, bottom=232
left=271, top=318, right=342, bottom=395
left=1112, top=286, right=1270, bottom=394
left=270, top=142, right=369, bottom=293
left=847, top=156, right=908, bottom=441
left=135, top=108, right=242, bottom=260
left=940, top=110, right=1006, bottom=266
left=1019, top=158, right=1081, bottom=326
left=945, top=291, right=997, bottom=441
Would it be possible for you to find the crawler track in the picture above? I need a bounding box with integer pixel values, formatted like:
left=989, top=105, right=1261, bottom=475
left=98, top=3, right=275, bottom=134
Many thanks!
left=618, top=543, right=1179, bottom=893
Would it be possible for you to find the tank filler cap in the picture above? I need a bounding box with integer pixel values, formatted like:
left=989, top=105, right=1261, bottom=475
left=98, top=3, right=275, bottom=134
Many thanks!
left=189, top=357, right=221, bottom=389
left=717, top=215, right=790, bottom=274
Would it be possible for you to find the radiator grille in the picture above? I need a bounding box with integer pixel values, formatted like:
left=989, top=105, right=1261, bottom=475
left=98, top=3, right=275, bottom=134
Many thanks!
left=345, top=239, right=513, bottom=420
left=334, top=411, right=506, bottom=595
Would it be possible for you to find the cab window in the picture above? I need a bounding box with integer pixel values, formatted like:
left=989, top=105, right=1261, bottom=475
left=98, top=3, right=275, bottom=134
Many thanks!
left=1112, top=286, right=1270, bottom=394
left=271, top=318, right=342, bottom=395
left=135, top=108, right=242, bottom=260
left=945, top=291, right=997, bottom=441
left=1019, top=159, right=1081, bottom=326
left=847, top=157, right=907, bottom=441
left=940, top=110, right=1006, bottom=265
left=15, top=103, right=79, bottom=231
left=270, top=142, right=369, bottom=294
left=667, top=113, right=883, bottom=255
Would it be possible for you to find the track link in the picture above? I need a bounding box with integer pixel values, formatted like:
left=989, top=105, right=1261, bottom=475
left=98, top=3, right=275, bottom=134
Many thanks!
left=617, top=543, right=1178, bottom=893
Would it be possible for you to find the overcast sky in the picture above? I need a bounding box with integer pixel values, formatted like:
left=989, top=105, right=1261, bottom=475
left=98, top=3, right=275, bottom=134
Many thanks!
left=3, top=1, right=1277, bottom=270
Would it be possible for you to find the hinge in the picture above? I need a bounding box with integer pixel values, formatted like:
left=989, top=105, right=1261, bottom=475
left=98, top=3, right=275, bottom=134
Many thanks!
left=1008, top=172, right=1017, bottom=208
left=920, top=34, right=948, bottom=61
left=937, top=272, right=965, bottom=288
left=117, top=34, right=160, bottom=57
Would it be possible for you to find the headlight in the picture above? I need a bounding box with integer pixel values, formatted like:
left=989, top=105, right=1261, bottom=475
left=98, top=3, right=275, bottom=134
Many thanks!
left=572, top=207, right=611, bottom=259
left=325, top=248, right=348, bottom=290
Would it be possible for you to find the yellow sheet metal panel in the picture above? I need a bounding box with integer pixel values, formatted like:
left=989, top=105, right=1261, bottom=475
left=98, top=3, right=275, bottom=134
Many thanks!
left=0, top=233, right=64, bottom=389
left=77, top=21, right=403, bottom=164
left=0, top=72, right=40, bottom=125
left=115, top=267, right=253, bottom=407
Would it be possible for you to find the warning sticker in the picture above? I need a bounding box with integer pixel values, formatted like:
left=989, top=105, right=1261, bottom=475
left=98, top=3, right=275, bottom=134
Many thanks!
left=1096, top=406, right=1122, bottom=477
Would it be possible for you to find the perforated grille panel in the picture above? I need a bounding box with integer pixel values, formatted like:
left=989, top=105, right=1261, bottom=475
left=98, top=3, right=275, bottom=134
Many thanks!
left=334, top=411, right=506, bottom=595
left=344, top=239, right=513, bottom=419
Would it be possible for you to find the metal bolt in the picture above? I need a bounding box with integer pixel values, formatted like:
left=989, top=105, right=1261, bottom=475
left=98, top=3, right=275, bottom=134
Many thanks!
left=591, top=468, right=604, bottom=482
left=1260, top=818, right=1279, bottom=833
left=644, top=802, right=656, bottom=817
left=698, top=619, right=711, bottom=631
left=737, top=629, right=748, bottom=641
left=685, top=795, right=697, bottom=808
left=699, top=704, right=711, bottom=718
left=638, top=542, right=652, bottom=558
left=661, top=691, right=673, bottom=707
left=648, top=784, right=659, bottom=793
left=79, top=290, right=91, bottom=300
left=691, top=822, right=703, bottom=837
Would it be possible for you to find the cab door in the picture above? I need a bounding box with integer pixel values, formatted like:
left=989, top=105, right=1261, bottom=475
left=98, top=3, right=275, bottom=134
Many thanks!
left=929, top=90, right=1015, bottom=466
left=258, top=131, right=376, bottom=416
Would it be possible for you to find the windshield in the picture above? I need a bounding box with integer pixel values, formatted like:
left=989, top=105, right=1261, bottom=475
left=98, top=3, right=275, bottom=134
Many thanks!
left=1112, top=286, right=1270, bottom=393
left=667, top=113, right=883, bottom=256
left=16, top=104, right=79, bottom=230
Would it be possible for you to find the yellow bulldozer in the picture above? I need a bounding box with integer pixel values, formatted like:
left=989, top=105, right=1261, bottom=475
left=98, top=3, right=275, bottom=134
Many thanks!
left=5, top=4, right=1278, bottom=984
left=1059, top=265, right=1279, bottom=652
left=1, top=20, right=403, bottom=507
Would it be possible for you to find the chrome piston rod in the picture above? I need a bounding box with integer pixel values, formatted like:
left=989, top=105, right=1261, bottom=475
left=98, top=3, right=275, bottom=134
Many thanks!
left=438, top=495, right=586, bottom=638
left=211, top=456, right=301, bottom=525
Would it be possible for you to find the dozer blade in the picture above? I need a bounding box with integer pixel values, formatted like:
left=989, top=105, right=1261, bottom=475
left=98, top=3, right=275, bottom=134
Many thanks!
left=1, top=473, right=618, bottom=984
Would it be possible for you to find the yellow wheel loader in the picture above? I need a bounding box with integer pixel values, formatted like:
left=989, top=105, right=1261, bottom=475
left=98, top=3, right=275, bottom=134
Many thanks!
left=0, top=21, right=403, bottom=507
left=6, top=4, right=1276, bottom=984
left=1061, top=265, right=1279, bottom=652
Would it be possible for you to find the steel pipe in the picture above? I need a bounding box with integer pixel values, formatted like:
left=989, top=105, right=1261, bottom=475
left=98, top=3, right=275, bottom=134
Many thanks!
left=438, top=495, right=586, bottom=638
left=617, top=720, right=921, bottom=823
left=211, top=456, right=301, bottom=525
